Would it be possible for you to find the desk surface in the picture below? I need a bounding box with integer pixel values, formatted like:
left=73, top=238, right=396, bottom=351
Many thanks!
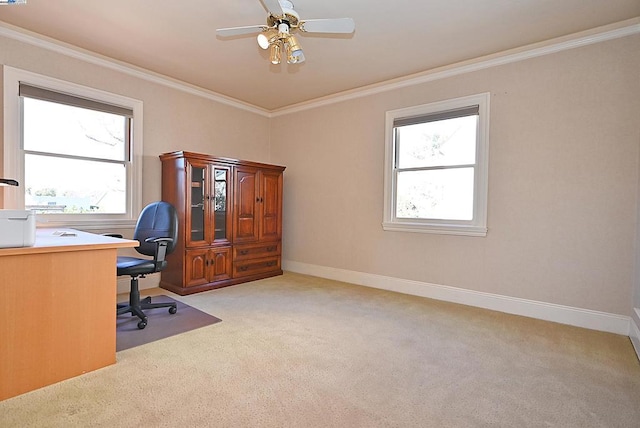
left=0, top=228, right=137, bottom=256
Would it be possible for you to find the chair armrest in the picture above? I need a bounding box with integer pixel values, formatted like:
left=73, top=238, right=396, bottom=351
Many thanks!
left=144, top=237, right=174, bottom=244
left=145, top=237, right=174, bottom=270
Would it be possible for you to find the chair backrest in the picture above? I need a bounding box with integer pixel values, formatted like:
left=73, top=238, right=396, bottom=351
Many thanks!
left=133, top=201, right=178, bottom=257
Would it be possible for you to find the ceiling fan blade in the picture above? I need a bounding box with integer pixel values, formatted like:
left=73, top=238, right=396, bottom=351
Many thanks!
left=216, top=25, right=268, bottom=37
left=260, top=0, right=284, bottom=16
left=299, top=18, right=355, bottom=34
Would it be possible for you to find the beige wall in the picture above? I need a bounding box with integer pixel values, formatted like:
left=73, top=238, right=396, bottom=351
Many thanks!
left=2, top=29, right=639, bottom=317
left=0, top=34, right=271, bottom=207
left=270, top=34, right=640, bottom=316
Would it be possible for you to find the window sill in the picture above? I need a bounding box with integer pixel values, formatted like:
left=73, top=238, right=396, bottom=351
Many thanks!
left=35, top=218, right=137, bottom=232
left=382, top=221, right=487, bottom=237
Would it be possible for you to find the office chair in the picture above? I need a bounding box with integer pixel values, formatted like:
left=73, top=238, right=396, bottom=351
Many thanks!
left=113, top=201, right=179, bottom=329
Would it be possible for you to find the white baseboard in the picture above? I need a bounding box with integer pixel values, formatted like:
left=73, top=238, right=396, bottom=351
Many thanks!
left=631, top=309, right=640, bottom=360
left=283, top=260, right=631, bottom=336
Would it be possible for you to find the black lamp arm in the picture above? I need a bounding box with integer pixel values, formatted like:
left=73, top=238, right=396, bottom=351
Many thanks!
left=0, top=178, right=19, bottom=186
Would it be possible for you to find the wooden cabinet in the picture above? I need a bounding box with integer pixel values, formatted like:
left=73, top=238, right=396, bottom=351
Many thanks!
left=159, top=151, right=285, bottom=295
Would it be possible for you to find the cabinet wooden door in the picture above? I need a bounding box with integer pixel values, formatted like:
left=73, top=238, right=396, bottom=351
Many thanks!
left=185, top=248, right=210, bottom=287
left=185, top=247, right=231, bottom=287
left=259, top=170, right=283, bottom=241
left=233, top=166, right=259, bottom=243
left=209, top=246, right=232, bottom=282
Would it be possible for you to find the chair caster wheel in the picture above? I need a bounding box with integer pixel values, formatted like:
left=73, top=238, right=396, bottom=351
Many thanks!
left=137, top=320, right=147, bottom=329
left=169, top=306, right=177, bottom=314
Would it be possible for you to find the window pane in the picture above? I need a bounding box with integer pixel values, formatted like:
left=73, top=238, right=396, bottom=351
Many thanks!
left=23, top=97, right=126, bottom=161
left=24, top=154, right=126, bottom=214
left=396, top=168, right=474, bottom=220
left=397, top=115, right=477, bottom=169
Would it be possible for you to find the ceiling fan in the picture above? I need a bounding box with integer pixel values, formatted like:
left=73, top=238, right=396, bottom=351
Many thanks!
left=216, top=0, right=355, bottom=65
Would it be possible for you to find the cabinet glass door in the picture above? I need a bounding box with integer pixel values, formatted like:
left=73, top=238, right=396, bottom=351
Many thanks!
left=189, top=164, right=206, bottom=243
left=213, top=168, right=229, bottom=241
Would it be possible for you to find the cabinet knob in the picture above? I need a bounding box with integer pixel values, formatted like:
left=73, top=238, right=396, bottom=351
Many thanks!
left=239, top=250, right=249, bottom=255
left=267, top=246, right=277, bottom=252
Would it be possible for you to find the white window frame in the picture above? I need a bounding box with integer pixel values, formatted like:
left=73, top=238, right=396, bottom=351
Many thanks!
left=2, top=66, right=143, bottom=230
left=383, top=93, right=490, bottom=236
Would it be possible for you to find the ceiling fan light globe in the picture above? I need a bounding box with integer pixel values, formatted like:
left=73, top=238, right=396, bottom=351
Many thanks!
left=287, top=50, right=305, bottom=64
left=286, top=34, right=303, bottom=56
left=257, top=33, right=270, bottom=49
left=270, top=43, right=282, bottom=64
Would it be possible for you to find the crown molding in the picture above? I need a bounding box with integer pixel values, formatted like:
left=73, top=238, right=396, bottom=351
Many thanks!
left=0, top=18, right=638, bottom=118
left=0, top=22, right=271, bottom=117
left=270, top=17, right=640, bottom=117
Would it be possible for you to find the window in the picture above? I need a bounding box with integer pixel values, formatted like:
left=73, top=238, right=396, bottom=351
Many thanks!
left=21, top=84, right=132, bottom=215
left=3, top=67, right=143, bottom=229
left=383, top=93, right=490, bottom=236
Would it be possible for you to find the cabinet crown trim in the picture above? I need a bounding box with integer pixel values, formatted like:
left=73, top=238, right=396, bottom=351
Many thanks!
left=160, top=151, right=286, bottom=172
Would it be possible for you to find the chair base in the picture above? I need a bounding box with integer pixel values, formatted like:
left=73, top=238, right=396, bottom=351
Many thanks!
left=118, top=276, right=177, bottom=329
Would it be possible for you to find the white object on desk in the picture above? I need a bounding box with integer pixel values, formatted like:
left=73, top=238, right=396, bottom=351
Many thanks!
left=0, top=209, right=36, bottom=248
left=52, top=230, right=77, bottom=237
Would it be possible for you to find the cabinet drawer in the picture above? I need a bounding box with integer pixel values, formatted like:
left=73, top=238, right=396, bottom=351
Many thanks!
left=233, top=256, right=281, bottom=278
left=233, top=242, right=281, bottom=261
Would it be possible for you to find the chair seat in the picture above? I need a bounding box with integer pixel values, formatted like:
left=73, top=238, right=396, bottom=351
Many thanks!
left=116, top=256, right=166, bottom=277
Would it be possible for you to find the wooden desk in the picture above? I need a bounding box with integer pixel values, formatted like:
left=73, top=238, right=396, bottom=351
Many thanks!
left=0, top=228, right=137, bottom=401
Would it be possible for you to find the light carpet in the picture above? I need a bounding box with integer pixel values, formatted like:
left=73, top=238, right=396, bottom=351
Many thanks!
left=1, top=272, right=639, bottom=427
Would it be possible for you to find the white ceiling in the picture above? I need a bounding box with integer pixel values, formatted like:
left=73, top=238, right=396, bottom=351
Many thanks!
left=0, top=0, right=639, bottom=111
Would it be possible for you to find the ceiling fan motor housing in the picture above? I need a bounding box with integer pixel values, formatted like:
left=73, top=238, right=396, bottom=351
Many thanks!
left=267, top=1, right=300, bottom=30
